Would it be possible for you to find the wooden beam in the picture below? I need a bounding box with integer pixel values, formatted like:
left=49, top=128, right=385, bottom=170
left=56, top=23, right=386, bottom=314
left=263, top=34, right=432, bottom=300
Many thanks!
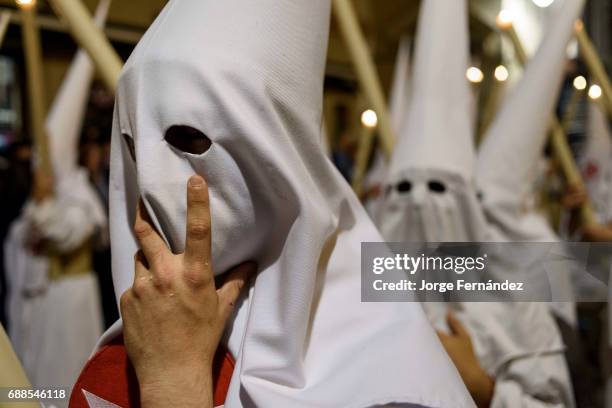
left=575, top=20, right=612, bottom=121
left=0, top=325, right=39, bottom=407
left=332, top=0, right=395, bottom=160
left=47, top=0, right=122, bottom=91
left=0, top=10, right=10, bottom=47
left=20, top=1, right=50, bottom=173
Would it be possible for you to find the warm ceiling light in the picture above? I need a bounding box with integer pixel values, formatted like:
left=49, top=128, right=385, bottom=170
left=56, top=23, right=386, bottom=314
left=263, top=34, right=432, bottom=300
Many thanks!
left=16, top=0, right=35, bottom=8
left=466, top=67, right=484, bottom=84
left=361, top=109, right=378, bottom=128
left=532, top=0, right=554, bottom=8
left=496, top=9, right=514, bottom=29
left=494, top=65, right=509, bottom=82
left=573, top=76, right=587, bottom=91
left=588, top=84, right=602, bottom=100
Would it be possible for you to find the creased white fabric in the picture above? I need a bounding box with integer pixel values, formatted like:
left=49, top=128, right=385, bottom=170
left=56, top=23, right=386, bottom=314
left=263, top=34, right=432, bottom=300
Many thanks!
left=476, top=0, right=583, bottom=241
left=5, top=171, right=104, bottom=388
left=476, top=0, right=584, bottom=326
left=376, top=0, right=577, bottom=407
left=99, top=0, right=475, bottom=406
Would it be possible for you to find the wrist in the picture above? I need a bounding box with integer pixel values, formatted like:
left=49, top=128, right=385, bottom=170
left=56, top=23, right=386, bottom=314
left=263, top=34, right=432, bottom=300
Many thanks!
left=139, top=365, right=214, bottom=408
left=466, top=367, right=495, bottom=408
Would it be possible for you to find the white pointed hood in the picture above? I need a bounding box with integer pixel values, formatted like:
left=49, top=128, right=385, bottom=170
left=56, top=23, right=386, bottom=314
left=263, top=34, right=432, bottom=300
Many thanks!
left=377, top=0, right=487, bottom=243
left=389, top=35, right=413, bottom=135
left=390, top=0, right=474, bottom=179
left=363, top=35, right=412, bottom=217
left=102, top=0, right=474, bottom=406
left=476, top=0, right=586, bottom=240
left=46, top=0, right=111, bottom=181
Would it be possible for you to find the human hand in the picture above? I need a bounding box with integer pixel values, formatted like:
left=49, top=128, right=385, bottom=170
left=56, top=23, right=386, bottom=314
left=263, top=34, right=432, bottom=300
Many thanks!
left=32, top=167, right=54, bottom=203
left=437, top=312, right=494, bottom=408
left=561, top=183, right=588, bottom=210
left=120, top=175, right=256, bottom=408
left=581, top=222, right=612, bottom=242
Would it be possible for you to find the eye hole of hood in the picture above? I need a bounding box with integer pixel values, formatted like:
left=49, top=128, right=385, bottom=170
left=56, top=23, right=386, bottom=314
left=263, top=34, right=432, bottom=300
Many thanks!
left=428, top=180, right=446, bottom=193
left=165, top=125, right=212, bottom=155
left=396, top=180, right=412, bottom=193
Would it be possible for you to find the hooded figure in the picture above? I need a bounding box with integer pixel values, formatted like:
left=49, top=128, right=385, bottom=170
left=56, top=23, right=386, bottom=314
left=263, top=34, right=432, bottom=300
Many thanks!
left=5, top=0, right=109, bottom=388
left=363, top=36, right=412, bottom=218
left=376, top=0, right=577, bottom=406
left=476, top=0, right=583, bottom=326
left=95, top=0, right=474, bottom=406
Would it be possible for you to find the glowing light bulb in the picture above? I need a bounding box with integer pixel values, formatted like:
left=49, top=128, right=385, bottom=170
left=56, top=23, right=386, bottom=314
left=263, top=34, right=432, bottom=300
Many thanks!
left=532, top=0, right=554, bottom=8
left=466, top=67, right=484, bottom=84
left=361, top=109, right=378, bottom=128
left=496, top=9, right=514, bottom=29
left=573, top=76, right=587, bottom=91
left=16, top=0, right=35, bottom=7
left=588, top=84, right=602, bottom=100
left=494, top=65, right=509, bottom=82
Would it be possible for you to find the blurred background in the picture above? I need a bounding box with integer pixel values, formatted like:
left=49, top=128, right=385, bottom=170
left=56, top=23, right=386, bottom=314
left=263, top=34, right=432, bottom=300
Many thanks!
left=0, top=0, right=610, bottom=405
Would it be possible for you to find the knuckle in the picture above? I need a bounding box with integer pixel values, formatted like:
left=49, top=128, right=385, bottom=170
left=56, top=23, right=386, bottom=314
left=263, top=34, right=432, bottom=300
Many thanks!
left=133, top=221, right=153, bottom=240
left=183, top=267, right=211, bottom=289
left=187, top=221, right=210, bottom=241
left=149, top=246, right=166, bottom=264
left=119, top=290, right=132, bottom=311
left=152, top=270, right=173, bottom=290
left=132, top=278, right=147, bottom=297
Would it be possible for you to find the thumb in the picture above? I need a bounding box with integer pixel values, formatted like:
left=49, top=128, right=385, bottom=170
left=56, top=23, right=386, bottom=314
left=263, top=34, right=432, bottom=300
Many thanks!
left=217, top=261, right=257, bottom=321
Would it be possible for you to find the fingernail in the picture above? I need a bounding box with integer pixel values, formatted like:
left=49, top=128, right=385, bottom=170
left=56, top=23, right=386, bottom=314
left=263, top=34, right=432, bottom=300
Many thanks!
left=189, top=175, right=204, bottom=187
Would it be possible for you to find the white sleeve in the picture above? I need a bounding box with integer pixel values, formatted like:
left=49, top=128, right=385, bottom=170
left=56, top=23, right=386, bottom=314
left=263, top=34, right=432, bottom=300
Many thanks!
left=491, top=352, right=575, bottom=408
left=23, top=197, right=97, bottom=253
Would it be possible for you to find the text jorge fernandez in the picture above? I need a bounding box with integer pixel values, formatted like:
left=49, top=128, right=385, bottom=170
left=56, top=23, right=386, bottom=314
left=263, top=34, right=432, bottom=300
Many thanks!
left=371, top=253, right=524, bottom=292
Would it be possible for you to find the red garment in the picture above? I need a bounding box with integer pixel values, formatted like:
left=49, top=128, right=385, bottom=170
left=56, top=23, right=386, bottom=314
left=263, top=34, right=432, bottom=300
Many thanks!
left=69, top=336, right=234, bottom=407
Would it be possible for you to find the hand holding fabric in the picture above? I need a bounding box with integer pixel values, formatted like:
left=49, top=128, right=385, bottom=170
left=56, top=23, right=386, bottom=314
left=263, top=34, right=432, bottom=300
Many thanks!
left=437, top=312, right=495, bottom=408
left=561, top=183, right=588, bottom=210
left=32, top=167, right=54, bottom=203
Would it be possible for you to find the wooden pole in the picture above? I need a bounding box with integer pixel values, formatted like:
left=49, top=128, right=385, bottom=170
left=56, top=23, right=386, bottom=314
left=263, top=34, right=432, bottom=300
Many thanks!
left=0, top=325, right=39, bottom=407
left=499, top=19, right=596, bottom=225
left=332, top=0, right=395, bottom=160
left=561, top=87, right=584, bottom=133
left=352, top=125, right=375, bottom=196
left=47, top=0, right=122, bottom=91
left=575, top=20, right=612, bottom=121
left=0, top=11, right=10, bottom=48
left=20, top=1, right=50, bottom=174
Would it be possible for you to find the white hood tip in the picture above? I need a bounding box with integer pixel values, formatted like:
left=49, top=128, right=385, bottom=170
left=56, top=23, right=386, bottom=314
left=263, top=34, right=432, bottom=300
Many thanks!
left=476, top=0, right=586, bottom=208
left=390, top=0, right=474, bottom=181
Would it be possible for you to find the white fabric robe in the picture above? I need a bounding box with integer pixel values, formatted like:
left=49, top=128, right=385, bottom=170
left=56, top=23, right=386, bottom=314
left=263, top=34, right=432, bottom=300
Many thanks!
left=5, top=169, right=105, bottom=390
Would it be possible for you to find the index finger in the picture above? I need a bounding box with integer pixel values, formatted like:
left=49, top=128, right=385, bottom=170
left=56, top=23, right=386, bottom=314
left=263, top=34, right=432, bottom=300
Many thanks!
left=184, top=175, right=212, bottom=275
left=134, top=199, right=169, bottom=268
